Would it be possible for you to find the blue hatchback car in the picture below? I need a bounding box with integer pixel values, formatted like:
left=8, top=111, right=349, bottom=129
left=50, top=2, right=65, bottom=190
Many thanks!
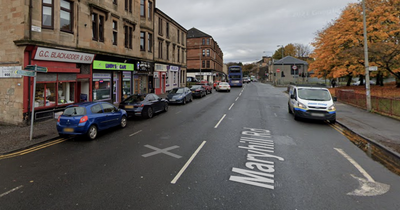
left=56, top=102, right=128, bottom=140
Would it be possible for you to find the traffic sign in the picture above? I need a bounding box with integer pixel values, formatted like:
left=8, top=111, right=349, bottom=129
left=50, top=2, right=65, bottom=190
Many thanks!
left=25, top=65, right=48, bottom=73
left=277, top=69, right=280, bottom=72
left=15, top=69, right=36, bottom=77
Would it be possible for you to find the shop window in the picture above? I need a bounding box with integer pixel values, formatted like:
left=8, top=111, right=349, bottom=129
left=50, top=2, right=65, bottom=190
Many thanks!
left=123, top=71, right=132, bottom=99
left=58, top=82, right=76, bottom=104
left=93, top=73, right=111, bottom=101
left=35, top=83, right=56, bottom=107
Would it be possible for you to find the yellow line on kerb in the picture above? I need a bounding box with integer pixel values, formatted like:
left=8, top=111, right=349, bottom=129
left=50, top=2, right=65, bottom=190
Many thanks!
left=0, top=138, right=67, bottom=160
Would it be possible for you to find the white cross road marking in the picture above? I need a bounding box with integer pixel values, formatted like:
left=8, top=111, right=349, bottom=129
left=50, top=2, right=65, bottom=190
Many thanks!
left=142, top=145, right=182, bottom=159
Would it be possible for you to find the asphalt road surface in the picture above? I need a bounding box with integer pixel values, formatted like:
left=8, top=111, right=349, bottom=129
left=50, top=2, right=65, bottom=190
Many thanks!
left=1, top=83, right=399, bottom=210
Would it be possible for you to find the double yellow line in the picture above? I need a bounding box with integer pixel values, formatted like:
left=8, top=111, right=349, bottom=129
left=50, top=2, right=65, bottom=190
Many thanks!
left=0, top=138, right=67, bottom=160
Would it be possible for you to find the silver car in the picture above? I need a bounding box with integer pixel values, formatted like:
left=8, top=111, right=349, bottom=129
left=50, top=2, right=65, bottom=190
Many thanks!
left=216, top=82, right=231, bottom=92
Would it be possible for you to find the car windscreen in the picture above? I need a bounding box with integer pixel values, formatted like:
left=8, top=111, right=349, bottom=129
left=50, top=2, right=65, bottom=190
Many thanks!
left=191, top=85, right=202, bottom=89
left=170, top=88, right=184, bottom=94
left=298, top=89, right=331, bottom=101
left=124, top=95, right=145, bottom=103
left=63, top=107, right=86, bottom=116
left=220, top=82, right=229, bottom=85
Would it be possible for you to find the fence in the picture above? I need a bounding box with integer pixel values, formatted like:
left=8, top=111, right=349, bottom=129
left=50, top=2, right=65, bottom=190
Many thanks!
left=336, top=89, right=400, bottom=119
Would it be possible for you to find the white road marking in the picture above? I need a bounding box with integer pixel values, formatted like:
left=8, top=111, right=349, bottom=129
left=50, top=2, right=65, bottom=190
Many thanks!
left=129, top=130, right=142, bottom=137
left=274, top=113, right=278, bottom=117
left=334, top=148, right=374, bottom=182
left=171, top=141, right=206, bottom=184
left=0, top=185, right=23, bottom=198
left=214, top=114, right=226, bottom=128
left=142, top=145, right=182, bottom=158
left=239, top=93, right=242, bottom=96
left=235, top=97, right=239, bottom=101
left=229, top=103, right=235, bottom=110
left=175, top=111, right=182, bottom=115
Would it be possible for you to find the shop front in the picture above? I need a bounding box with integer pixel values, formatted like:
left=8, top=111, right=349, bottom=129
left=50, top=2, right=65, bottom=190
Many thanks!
left=166, top=65, right=180, bottom=92
left=154, top=63, right=167, bottom=95
left=135, top=61, right=153, bottom=94
left=24, top=47, right=94, bottom=121
left=92, top=60, right=134, bottom=105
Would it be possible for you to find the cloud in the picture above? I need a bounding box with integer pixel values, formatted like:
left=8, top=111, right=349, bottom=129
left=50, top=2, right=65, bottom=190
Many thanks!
left=157, top=0, right=355, bottom=63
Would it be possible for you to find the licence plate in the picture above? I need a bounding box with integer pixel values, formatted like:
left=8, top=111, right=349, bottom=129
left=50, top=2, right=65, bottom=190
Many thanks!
left=192, top=91, right=195, bottom=93
left=170, top=99, right=176, bottom=101
left=311, top=113, right=324, bottom=117
left=64, top=128, right=74, bottom=132
left=125, top=105, right=134, bottom=109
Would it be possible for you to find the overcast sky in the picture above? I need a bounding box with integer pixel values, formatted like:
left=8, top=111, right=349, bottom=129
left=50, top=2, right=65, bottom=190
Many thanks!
left=156, top=0, right=356, bottom=64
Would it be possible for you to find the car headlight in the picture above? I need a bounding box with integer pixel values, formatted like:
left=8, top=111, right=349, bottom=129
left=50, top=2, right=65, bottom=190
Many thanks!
left=298, top=102, right=307, bottom=109
left=328, top=105, right=336, bottom=111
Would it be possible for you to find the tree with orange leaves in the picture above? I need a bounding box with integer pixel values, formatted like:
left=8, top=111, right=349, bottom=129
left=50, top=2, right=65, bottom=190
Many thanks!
left=310, top=0, right=400, bottom=87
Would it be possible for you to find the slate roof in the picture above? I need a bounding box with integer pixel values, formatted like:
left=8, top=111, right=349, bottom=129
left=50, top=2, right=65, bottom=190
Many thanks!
left=273, top=56, right=308, bottom=65
left=187, top=27, right=212, bottom=38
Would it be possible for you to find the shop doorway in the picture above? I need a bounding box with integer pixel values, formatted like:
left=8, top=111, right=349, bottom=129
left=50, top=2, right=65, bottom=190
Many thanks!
left=113, top=71, right=120, bottom=105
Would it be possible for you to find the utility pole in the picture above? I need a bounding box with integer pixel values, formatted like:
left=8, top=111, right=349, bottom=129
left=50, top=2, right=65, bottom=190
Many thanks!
left=363, top=0, right=372, bottom=111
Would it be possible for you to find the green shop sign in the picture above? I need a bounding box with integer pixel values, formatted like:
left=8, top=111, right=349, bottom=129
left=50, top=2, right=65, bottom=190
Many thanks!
left=93, top=60, right=134, bottom=71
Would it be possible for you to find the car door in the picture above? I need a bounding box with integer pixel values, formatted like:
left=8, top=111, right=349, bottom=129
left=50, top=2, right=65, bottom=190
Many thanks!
left=147, top=94, right=161, bottom=112
left=101, top=102, right=120, bottom=128
left=90, top=104, right=107, bottom=130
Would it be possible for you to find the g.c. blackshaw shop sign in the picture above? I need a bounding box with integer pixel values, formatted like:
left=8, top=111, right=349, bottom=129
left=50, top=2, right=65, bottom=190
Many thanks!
left=34, top=47, right=95, bottom=64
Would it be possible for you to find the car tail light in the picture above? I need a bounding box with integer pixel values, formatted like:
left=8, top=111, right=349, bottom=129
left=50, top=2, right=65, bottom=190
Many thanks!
left=57, top=115, right=61, bottom=122
left=79, top=116, right=88, bottom=123
left=134, top=104, right=144, bottom=108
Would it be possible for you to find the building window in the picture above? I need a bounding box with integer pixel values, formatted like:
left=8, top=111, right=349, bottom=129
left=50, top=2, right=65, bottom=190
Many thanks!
left=124, top=25, right=133, bottom=49
left=60, top=0, right=72, bottom=32
left=202, top=49, right=205, bottom=56
left=140, top=32, right=146, bottom=51
left=148, top=33, right=153, bottom=52
left=202, top=38, right=205, bottom=45
left=166, top=42, right=170, bottom=60
left=177, top=47, right=180, bottom=62
left=202, top=61, right=205, bottom=68
left=158, top=17, right=163, bottom=36
left=148, top=1, right=152, bottom=20
left=207, top=49, right=210, bottom=57
left=113, top=0, right=117, bottom=5
left=92, top=12, right=104, bottom=42
left=140, top=0, right=145, bottom=17
left=182, top=33, right=185, bottom=46
left=158, top=40, right=163, bottom=59
left=207, top=38, right=210, bottom=45
left=42, top=0, right=54, bottom=28
left=207, top=61, right=210, bottom=68
left=112, top=20, right=118, bottom=45
left=172, top=45, right=176, bottom=62
left=166, top=23, right=169, bottom=38
left=177, top=29, right=180, bottom=44
left=125, top=0, right=132, bottom=12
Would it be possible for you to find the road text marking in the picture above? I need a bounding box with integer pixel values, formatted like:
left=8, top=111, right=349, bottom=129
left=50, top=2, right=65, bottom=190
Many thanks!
left=171, top=141, right=206, bottom=184
left=214, top=114, right=226, bottom=128
left=142, top=145, right=182, bottom=159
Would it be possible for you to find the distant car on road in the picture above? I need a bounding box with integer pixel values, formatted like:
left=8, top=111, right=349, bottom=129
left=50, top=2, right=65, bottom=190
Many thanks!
left=243, top=77, right=251, bottom=83
left=197, top=82, right=212, bottom=94
left=216, top=82, right=231, bottom=92
left=118, top=93, right=168, bottom=119
left=190, top=85, right=207, bottom=98
left=57, top=102, right=127, bottom=140
left=166, top=87, right=193, bottom=105
left=213, top=81, right=220, bottom=89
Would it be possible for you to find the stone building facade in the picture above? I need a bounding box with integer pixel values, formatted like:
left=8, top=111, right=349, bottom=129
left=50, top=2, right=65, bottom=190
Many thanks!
left=0, top=0, right=186, bottom=125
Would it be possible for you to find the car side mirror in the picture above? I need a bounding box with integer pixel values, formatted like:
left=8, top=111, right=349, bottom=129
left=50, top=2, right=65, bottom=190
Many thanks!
left=290, top=95, right=295, bottom=99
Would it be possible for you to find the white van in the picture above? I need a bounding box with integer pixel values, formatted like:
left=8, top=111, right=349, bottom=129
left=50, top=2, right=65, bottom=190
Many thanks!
left=288, top=85, right=336, bottom=123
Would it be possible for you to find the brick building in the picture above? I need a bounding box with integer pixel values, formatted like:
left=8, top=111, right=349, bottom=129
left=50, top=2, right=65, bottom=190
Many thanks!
left=186, top=28, right=224, bottom=83
left=0, top=0, right=186, bottom=125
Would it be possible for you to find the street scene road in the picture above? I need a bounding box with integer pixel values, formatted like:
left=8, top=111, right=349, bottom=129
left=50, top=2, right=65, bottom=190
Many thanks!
left=1, top=83, right=399, bottom=210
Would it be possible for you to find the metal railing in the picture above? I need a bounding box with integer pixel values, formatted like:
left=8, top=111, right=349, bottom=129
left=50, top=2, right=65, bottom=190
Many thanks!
left=336, top=89, right=400, bottom=119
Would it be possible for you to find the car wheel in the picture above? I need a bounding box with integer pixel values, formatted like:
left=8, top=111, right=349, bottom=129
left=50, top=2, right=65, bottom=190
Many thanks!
left=288, top=104, right=292, bottom=114
left=146, top=107, right=154, bottom=118
left=163, top=102, right=168, bottom=112
left=120, top=116, right=127, bottom=128
left=183, top=97, right=187, bottom=105
left=59, top=134, right=68, bottom=138
left=87, top=125, right=98, bottom=140
left=210, top=90, right=212, bottom=94
left=329, top=119, right=336, bottom=124
left=294, top=114, right=300, bottom=121
left=189, top=95, right=193, bottom=102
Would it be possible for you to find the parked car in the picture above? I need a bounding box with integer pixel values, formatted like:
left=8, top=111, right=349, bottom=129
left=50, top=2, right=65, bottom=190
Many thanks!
left=213, top=81, right=220, bottom=89
left=118, top=93, right=168, bottom=119
left=216, top=82, right=231, bottom=92
left=243, top=77, right=251, bottom=83
left=166, top=87, right=193, bottom=105
left=353, top=79, right=376, bottom=86
left=57, top=102, right=127, bottom=140
left=190, top=85, right=207, bottom=98
left=197, top=82, right=213, bottom=94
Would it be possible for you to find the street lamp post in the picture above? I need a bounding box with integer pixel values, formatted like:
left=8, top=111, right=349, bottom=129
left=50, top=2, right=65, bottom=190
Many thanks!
left=277, top=45, right=284, bottom=85
left=362, top=0, right=371, bottom=111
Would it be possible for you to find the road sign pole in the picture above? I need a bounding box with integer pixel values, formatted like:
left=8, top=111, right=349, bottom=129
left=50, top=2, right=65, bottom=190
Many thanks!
left=29, top=65, right=37, bottom=141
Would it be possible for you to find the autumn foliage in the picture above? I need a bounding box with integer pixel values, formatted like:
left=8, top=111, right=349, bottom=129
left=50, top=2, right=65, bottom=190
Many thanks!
left=310, top=0, right=400, bottom=88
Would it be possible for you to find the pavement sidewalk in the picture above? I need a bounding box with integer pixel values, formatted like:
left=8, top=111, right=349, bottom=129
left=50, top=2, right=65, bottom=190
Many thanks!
left=1, top=96, right=400, bottom=158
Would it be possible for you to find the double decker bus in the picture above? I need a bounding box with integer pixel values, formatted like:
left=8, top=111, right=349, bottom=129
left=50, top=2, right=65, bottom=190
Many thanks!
left=228, top=66, right=243, bottom=87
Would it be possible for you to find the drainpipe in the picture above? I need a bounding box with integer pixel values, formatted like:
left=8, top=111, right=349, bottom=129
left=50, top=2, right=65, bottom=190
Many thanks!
left=29, top=0, right=32, bottom=40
